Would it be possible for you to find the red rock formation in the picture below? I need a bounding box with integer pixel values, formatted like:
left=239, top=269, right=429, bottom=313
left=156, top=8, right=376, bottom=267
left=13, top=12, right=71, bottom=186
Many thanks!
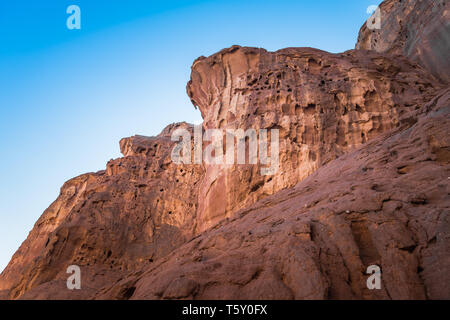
left=100, top=88, right=450, bottom=300
left=356, top=0, right=450, bottom=83
left=0, top=123, right=205, bottom=299
left=187, top=46, right=440, bottom=232
left=0, top=0, right=448, bottom=300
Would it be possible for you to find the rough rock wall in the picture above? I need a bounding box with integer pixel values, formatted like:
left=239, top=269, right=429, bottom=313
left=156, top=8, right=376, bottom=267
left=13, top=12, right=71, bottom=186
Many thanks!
left=356, top=0, right=450, bottom=83
left=97, top=88, right=450, bottom=300
left=0, top=0, right=449, bottom=300
left=187, top=46, right=441, bottom=232
left=0, top=123, right=204, bottom=299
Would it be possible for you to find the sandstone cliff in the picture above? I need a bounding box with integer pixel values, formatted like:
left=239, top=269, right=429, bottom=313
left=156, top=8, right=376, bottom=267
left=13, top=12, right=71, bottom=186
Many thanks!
left=0, top=0, right=448, bottom=300
left=356, top=0, right=450, bottom=83
left=187, top=45, right=441, bottom=232
left=100, top=88, right=449, bottom=300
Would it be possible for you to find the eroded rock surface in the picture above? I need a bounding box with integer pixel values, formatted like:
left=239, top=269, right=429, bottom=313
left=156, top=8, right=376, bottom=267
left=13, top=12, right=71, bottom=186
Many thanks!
left=356, top=0, right=450, bottom=83
left=188, top=45, right=440, bottom=232
left=99, top=88, right=450, bottom=300
left=0, top=0, right=449, bottom=300
left=0, top=123, right=204, bottom=299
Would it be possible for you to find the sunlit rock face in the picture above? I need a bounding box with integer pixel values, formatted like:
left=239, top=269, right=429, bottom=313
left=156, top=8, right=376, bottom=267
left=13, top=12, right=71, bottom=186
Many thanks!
left=356, top=0, right=450, bottom=83
left=0, top=0, right=449, bottom=300
left=187, top=45, right=439, bottom=231
left=0, top=122, right=205, bottom=299
left=101, top=88, right=450, bottom=300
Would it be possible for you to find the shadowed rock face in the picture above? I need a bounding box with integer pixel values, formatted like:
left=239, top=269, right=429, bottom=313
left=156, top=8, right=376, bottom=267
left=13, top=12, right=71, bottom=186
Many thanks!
left=0, top=0, right=449, bottom=300
left=12, top=87, right=450, bottom=300
left=0, top=123, right=205, bottom=299
left=356, top=0, right=450, bottom=83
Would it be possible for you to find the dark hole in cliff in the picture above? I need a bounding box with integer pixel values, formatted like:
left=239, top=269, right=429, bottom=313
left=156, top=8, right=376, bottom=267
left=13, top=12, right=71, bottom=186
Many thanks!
left=410, top=197, right=427, bottom=205
left=45, top=238, right=50, bottom=247
left=305, top=104, right=316, bottom=116
left=149, top=258, right=153, bottom=263
left=248, top=78, right=258, bottom=86
left=308, top=58, right=320, bottom=68
left=121, top=286, right=136, bottom=300
left=399, top=244, right=417, bottom=253
left=343, top=106, right=348, bottom=116
left=107, top=250, right=112, bottom=258
left=429, top=236, right=437, bottom=244
left=250, top=181, right=264, bottom=193
left=168, top=211, right=173, bottom=215
left=397, top=166, right=409, bottom=174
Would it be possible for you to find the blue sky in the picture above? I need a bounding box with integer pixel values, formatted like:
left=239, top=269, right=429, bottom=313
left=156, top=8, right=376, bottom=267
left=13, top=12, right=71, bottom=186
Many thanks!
left=0, top=0, right=382, bottom=272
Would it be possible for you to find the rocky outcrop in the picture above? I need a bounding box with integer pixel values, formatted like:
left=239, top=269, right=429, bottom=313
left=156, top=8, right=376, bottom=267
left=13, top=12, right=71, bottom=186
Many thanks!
left=356, top=0, right=450, bottom=83
left=14, top=87, right=450, bottom=300
left=188, top=45, right=440, bottom=232
left=0, top=123, right=205, bottom=299
left=0, top=0, right=449, bottom=300
left=99, top=88, right=450, bottom=300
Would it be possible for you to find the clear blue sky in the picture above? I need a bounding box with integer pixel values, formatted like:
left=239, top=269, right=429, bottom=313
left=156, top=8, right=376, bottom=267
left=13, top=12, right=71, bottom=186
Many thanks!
left=0, top=0, right=382, bottom=272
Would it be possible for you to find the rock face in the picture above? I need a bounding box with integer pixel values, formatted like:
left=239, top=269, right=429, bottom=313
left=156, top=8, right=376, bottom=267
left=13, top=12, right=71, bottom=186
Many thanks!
left=101, top=88, right=450, bottom=300
left=0, top=0, right=449, bottom=300
left=356, top=0, right=450, bottom=83
left=187, top=46, right=440, bottom=232
left=0, top=123, right=205, bottom=299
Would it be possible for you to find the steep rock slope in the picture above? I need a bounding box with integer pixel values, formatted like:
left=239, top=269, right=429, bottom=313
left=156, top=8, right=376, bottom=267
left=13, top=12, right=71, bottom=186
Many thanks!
left=99, top=88, right=450, bottom=300
left=0, top=123, right=205, bottom=299
left=356, top=0, right=450, bottom=83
